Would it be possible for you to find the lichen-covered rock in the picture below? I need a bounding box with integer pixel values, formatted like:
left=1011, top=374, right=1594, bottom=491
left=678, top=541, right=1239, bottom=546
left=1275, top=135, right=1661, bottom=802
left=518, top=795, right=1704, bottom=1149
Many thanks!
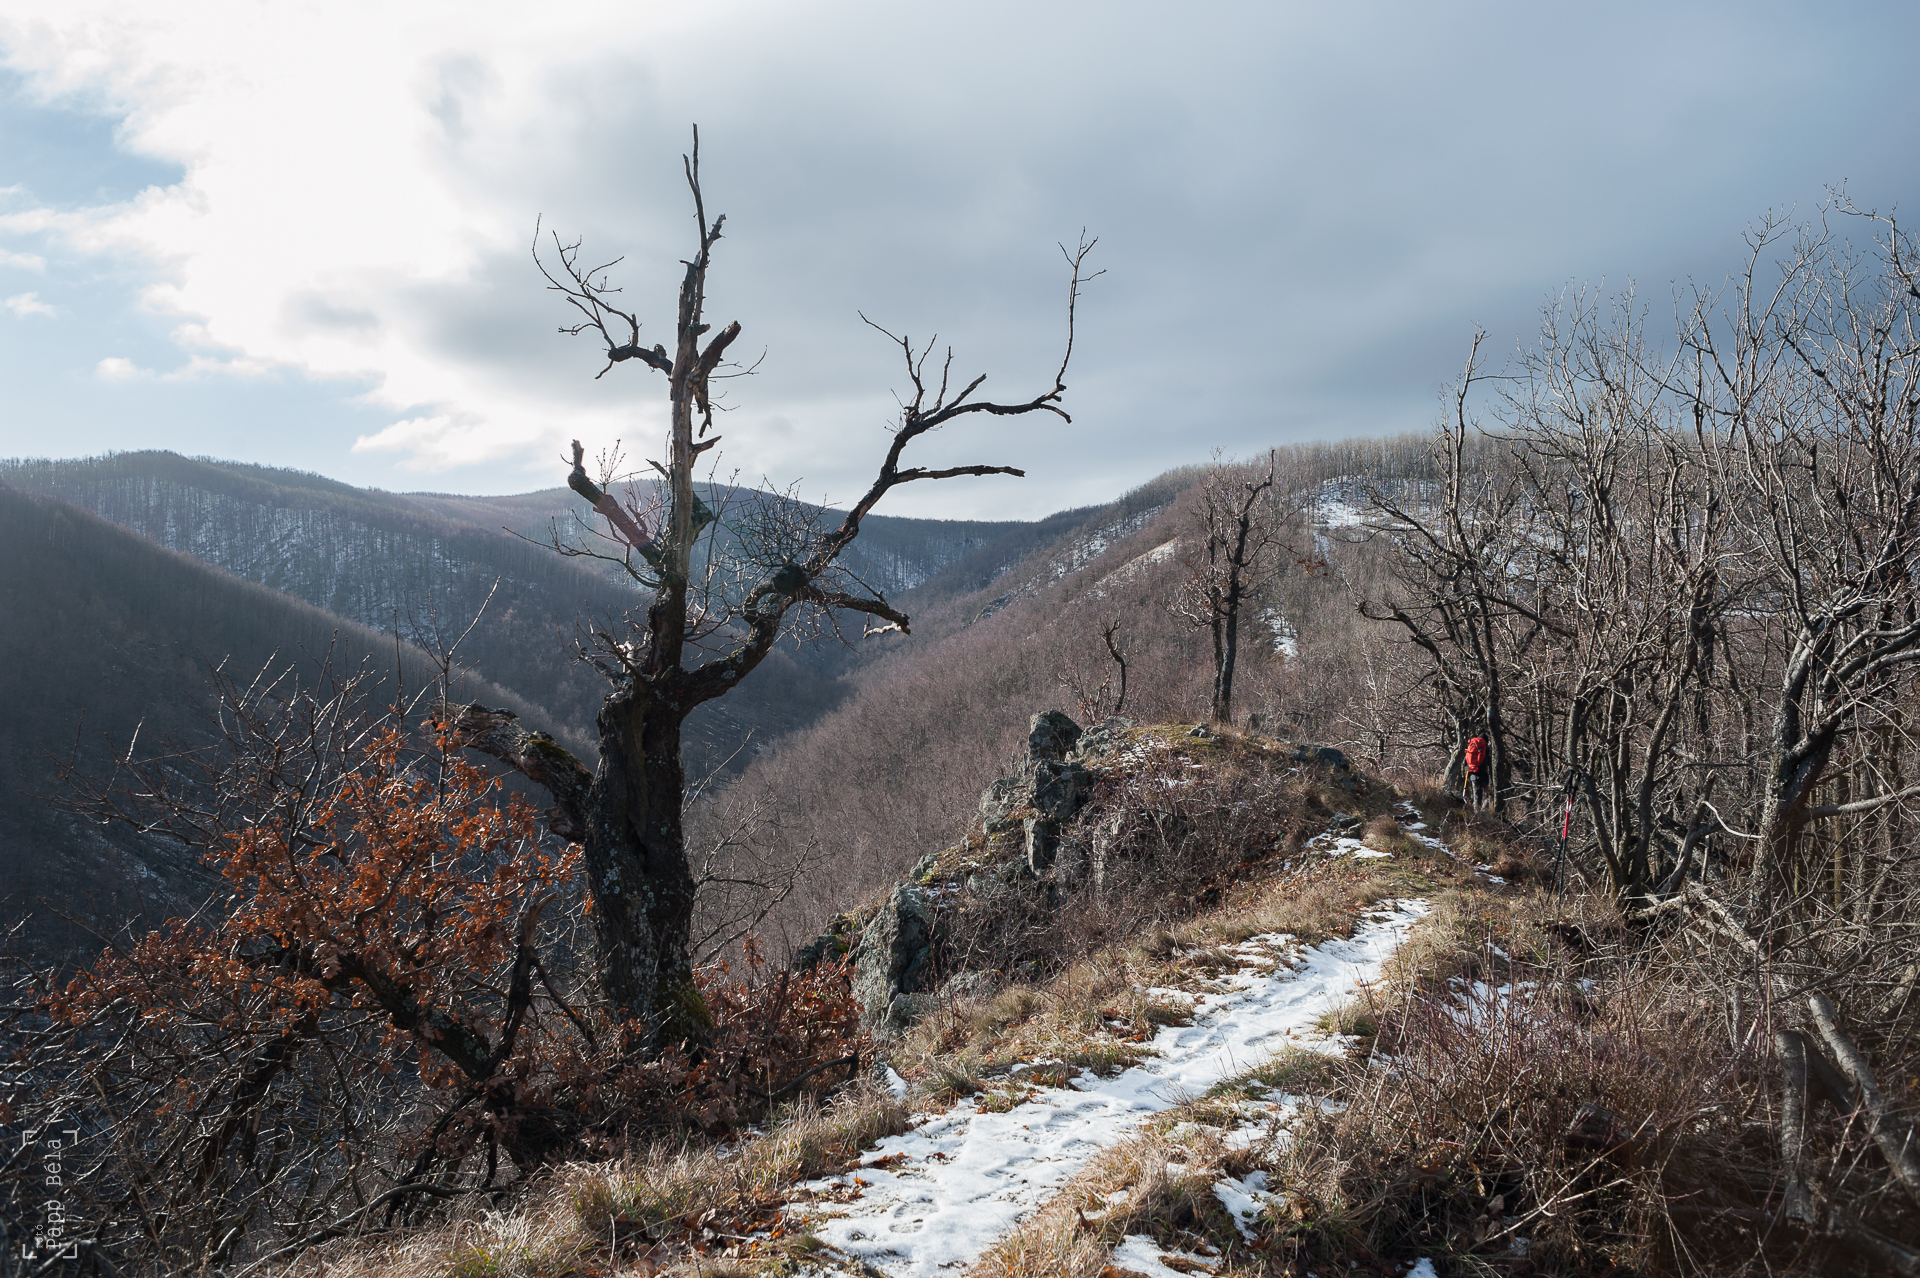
left=941, top=968, right=1000, bottom=1001
left=979, top=775, right=1026, bottom=834
left=1028, top=710, right=1083, bottom=763
left=850, top=885, right=935, bottom=1033
left=1071, top=717, right=1134, bottom=762
left=1024, top=815, right=1059, bottom=875
left=1030, top=758, right=1092, bottom=820
left=1282, top=741, right=1363, bottom=793
left=792, top=914, right=855, bottom=971
left=1077, top=808, right=1126, bottom=890
left=1312, top=745, right=1352, bottom=772
left=976, top=716, right=1096, bottom=861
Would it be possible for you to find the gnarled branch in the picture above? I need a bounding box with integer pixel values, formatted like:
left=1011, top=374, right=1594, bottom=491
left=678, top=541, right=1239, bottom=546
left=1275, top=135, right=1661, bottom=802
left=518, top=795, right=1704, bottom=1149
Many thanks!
left=436, top=700, right=591, bottom=842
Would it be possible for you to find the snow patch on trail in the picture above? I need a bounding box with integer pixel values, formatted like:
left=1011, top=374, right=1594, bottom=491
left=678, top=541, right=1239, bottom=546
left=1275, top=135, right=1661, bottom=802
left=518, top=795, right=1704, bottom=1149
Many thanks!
left=1110, top=1234, right=1223, bottom=1275
left=795, top=900, right=1428, bottom=1276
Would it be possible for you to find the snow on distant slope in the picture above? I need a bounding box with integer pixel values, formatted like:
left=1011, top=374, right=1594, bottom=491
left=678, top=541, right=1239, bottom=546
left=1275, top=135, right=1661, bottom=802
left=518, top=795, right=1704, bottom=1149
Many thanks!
left=970, top=505, right=1170, bottom=621
left=1306, top=475, right=1444, bottom=530
left=1090, top=537, right=1180, bottom=594
left=793, top=899, right=1428, bottom=1277
left=1261, top=606, right=1298, bottom=658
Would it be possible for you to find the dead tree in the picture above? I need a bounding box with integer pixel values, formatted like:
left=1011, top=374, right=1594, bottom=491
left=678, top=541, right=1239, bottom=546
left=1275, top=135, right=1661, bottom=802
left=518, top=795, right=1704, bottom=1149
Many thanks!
left=1502, top=294, right=1735, bottom=904
left=449, top=130, right=1098, bottom=1051
left=1176, top=451, right=1282, bottom=725
left=1364, top=305, right=1738, bottom=894
left=1688, top=211, right=1920, bottom=921
left=1361, top=337, right=1534, bottom=813
left=1059, top=617, right=1130, bottom=722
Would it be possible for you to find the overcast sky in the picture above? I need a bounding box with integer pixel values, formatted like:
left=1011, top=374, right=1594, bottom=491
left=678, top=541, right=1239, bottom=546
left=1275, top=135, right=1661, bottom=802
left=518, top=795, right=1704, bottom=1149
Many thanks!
left=2, top=1, right=1915, bottom=519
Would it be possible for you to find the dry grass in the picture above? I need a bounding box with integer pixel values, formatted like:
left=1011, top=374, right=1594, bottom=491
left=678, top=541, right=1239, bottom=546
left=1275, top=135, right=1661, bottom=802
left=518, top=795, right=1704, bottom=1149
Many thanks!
left=1371, top=882, right=1620, bottom=1008
left=304, top=1085, right=909, bottom=1278
left=1227, top=1044, right=1349, bottom=1098
left=1361, top=812, right=1420, bottom=858
left=1267, top=965, right=1753, bottom=1274
left=968, top=1117, right=1252, bottom=1278
left=1225, top=883, right=1912, bottom=1277
left=1314, top=996, right=1379, bottom=1039
left=1180, top=867, right=1406, bottom=948
left=1443, top=808, right=1538, bottom=880
left=899, top=863, right=1416, bottom=1103
left=965, top=879, right=1788, bottom=1277
left=967, top=1046, right=1370, bottom=1278
left=966, top=873, right=1886, bottom=1278
left=1391, top=770, right=1456, bottom=830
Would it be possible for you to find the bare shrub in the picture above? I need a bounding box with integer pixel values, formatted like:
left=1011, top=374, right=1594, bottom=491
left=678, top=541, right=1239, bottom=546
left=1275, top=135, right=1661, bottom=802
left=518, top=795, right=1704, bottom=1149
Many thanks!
left=1264, top=888, right=1920, bottom=1276
left=938, top=742, right=1325, bottom=981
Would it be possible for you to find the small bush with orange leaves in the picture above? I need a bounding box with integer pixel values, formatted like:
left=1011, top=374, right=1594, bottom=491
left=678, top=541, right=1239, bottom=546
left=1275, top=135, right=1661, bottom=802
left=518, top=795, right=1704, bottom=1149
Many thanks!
left=52, top=725, right=576, bottom=1085
left=2, top=668, right=866, bottom=1276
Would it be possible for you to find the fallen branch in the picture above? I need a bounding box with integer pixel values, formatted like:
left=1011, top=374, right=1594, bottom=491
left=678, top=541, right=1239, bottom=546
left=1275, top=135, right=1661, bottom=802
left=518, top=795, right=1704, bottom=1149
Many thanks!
left=1775, top=1028, right=1815, bottom=1222
left=766, top=1052, right=862, bottom=1105
left=1806, top=990, right=1920, bottom=1208
left=1827, top=1212, right=1920, bottom=1276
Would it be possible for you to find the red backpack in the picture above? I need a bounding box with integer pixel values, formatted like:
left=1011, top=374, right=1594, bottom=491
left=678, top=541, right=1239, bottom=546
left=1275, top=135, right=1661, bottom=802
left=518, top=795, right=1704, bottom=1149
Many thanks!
left=1464, top=736, right=1489, bottom=774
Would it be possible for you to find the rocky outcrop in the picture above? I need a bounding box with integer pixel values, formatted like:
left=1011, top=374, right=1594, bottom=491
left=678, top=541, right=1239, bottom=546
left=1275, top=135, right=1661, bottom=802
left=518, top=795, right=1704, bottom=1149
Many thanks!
left=1028, top=710, right=1082, bottom=762
left=1006, top=711, right=1113, bottom=874
left=848, top=884, right=936, bottom=1033
left=816, top=710, right=1118, bottom=1032
left=1279, top=741, right=1362, bottom=794
left=1024, top=757, right=1094, bottom=874
left=796, top=709, right=1367, bottom=1034
left=980, top=775, right=1027, bottom=835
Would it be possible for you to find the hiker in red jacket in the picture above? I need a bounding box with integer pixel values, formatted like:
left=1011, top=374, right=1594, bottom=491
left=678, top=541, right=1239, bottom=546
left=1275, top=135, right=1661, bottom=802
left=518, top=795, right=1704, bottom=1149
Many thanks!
left=1463, top=735, right=1489, bottom=810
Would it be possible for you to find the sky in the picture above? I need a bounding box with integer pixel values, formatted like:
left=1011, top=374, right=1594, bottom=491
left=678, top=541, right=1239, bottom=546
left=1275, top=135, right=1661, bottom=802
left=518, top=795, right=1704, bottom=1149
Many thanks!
left=1, top=1, right=1916, bottom=520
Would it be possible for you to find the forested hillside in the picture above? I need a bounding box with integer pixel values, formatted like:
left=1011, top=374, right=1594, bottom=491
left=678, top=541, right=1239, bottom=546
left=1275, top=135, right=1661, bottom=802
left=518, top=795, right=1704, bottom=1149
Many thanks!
left=0, top=481, right=551, bottom=957
left=687, top=436, right=1442, bottom=955
left=1, top=452, right=1051, bottom=776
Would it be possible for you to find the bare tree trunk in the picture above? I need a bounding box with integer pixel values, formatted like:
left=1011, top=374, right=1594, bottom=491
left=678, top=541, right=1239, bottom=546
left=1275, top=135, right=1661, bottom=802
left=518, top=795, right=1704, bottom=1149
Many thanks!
left=1180, top=452, right=1281, bottom=728
left=1214, top=583, right=1242, bottom=724
left=483, top=131, right=1099, bottom=1051
left=1774, top=1028, right=1815, bottom=1223
left=584, top=685, right=701, bottom=1047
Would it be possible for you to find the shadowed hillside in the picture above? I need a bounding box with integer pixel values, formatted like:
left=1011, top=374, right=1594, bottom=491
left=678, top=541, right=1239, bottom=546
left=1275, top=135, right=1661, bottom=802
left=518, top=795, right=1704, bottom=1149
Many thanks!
left=1, top=452, right=1063, bottom=776
left=0, top=481, right=557, bottom=959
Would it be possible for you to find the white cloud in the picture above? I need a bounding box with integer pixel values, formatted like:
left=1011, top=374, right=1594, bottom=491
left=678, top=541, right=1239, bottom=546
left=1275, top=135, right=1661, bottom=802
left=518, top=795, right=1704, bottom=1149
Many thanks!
left=4, top=291, right=54, bottom=316
left=351, top=413, right=563, bottom=470
left=0, top=0, right=748, bottom=476
left=2, top=0, right=1918, bottom=509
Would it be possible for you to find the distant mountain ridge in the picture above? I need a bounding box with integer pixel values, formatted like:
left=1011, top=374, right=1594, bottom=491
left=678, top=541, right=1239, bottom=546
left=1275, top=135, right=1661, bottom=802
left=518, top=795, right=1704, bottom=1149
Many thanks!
left=0, top=451, right=1059, bottom=772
